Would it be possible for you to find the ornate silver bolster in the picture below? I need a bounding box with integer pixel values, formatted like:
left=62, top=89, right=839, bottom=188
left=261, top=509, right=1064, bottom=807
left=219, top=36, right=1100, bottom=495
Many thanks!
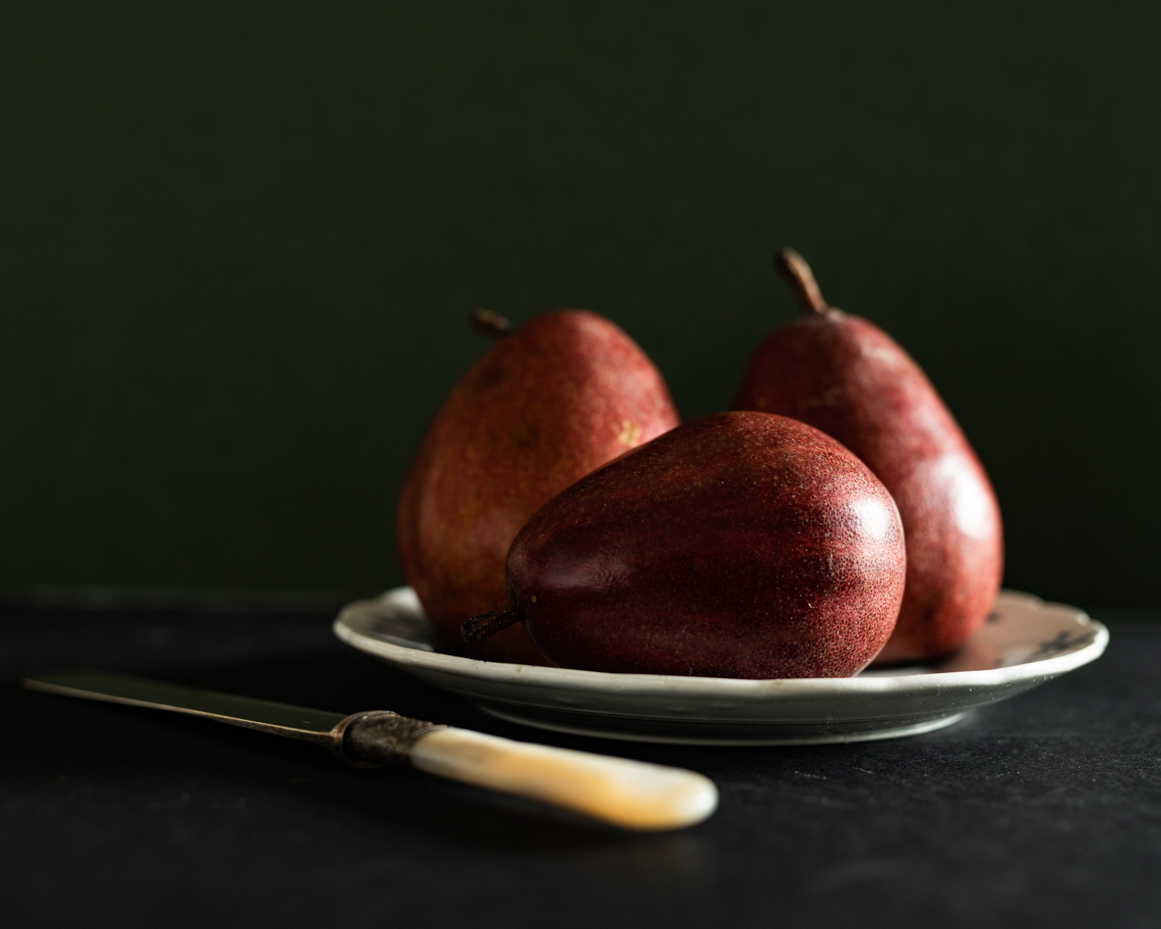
left=333, top=711, right=447, bottom=768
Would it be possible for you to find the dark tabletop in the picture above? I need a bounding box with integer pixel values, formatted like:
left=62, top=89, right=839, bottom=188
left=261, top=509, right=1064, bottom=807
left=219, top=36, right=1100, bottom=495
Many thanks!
left=2, top=605, right=1158, bottom=929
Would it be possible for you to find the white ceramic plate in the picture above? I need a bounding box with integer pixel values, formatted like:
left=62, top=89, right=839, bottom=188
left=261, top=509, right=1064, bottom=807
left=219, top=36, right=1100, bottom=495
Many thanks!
left=333, top=588, right=1108, bottom=745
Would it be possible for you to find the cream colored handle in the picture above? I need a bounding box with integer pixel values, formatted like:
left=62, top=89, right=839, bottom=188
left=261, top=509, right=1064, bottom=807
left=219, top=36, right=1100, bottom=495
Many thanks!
left=409, top=727, right=717, bottom=831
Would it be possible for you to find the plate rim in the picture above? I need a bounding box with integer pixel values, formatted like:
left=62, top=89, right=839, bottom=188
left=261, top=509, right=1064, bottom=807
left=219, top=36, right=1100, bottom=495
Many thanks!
left=333, top=588, right=1109, bottom=697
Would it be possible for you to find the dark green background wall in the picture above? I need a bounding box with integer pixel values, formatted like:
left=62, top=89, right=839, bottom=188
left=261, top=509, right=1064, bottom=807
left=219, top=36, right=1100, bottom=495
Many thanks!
left=2, top=1, right=1158, bottom=607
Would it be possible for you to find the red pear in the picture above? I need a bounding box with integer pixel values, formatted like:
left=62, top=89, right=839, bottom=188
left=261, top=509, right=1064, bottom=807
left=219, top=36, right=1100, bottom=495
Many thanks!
left=397, top=310, right=679, bottom=664
left=464, top=412, right=905, bottom=678
left=732, top=249, right=1003, bottom=663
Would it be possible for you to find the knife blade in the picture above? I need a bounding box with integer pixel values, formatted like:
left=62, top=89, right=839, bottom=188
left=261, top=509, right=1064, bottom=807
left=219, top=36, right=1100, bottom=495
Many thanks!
left=23, top=670, right=717, bottom=831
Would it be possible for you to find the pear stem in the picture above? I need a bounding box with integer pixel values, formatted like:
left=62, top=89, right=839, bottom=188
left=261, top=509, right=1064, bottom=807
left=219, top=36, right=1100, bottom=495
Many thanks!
left=462, top=602, right=525, bottom=643
left=470, top=308, right=514, bottom=338
left=774, top=248, right=829, bottom=315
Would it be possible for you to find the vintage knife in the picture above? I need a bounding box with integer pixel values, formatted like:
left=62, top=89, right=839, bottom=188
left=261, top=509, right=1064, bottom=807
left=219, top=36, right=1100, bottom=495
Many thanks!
left=23, top=670, right=717, bottom=831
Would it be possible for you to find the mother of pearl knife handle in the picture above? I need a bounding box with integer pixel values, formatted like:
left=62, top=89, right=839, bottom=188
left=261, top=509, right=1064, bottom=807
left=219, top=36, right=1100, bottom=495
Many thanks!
left=409, top=728, right=717, bottom=831
left=335, top=710, right=716, bottom=830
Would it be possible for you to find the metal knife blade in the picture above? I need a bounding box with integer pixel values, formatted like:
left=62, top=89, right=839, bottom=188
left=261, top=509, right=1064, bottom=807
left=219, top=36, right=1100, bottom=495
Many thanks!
left=24, top=670, right=348, bottom=747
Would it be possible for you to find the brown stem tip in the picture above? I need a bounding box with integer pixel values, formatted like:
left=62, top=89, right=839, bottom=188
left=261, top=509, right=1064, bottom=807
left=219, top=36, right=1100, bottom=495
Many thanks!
left=462, top=603, right=525, bottom=644
left=774, top=248, right=829, bottom=315
left=470, top=308, right=514, bottom=338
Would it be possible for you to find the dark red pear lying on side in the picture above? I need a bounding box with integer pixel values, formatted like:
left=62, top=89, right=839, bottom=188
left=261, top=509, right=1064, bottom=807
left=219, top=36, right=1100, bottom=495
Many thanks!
left=464, top=411, right=906, bottom=678
left=397, top=309, right=679, bottom=664
left=732, top=249, right=1003, bottom=664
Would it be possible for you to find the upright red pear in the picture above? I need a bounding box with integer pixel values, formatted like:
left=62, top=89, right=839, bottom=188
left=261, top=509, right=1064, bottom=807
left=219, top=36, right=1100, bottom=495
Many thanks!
left=397, top=310, right=679, bottom=664
left=732, top=249, right=1003, bottom=663
left=464, top=412, right=906, bottom=678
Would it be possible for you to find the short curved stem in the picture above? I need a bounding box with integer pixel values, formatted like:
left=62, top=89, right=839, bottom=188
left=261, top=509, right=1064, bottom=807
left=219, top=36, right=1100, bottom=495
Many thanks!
left=470, top=308, right=514, bottom=338
left=462, top=603, right=525, bottom=643
left=774, top=248, right=829, bottom=315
